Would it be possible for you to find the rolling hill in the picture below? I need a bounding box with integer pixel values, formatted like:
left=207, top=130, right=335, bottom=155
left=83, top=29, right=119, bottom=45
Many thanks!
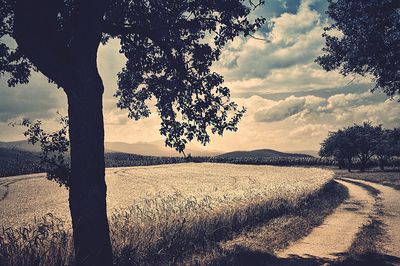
left=0, top=140, right=220, bottom=157
left=216, top=149, right=314, bottom=159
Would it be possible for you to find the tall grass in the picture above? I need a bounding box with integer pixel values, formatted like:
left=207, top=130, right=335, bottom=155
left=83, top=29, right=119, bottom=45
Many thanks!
left=0, top=181, right=334, bottom=265
left=0, top=214, right=73, bottom=265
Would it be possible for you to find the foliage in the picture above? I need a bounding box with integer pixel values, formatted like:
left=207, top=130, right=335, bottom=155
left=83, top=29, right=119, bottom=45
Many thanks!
left=319, top=128, right=357, bottom=169
left=350, top=123, right=381, bottom=171
left=12, top=116, right=71, bottom=187
left=317, top=0, right=400, bottom=97
left=320, top=122, right=400, bottom=171
left=109, top=0, right=265, bottom=152
left=0, top=0, right=32, bottom=86
left=0, top=0, right=266, bottom=153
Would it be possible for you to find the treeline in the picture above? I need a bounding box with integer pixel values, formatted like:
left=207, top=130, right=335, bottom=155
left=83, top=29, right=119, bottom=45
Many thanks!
left=319, top=122, right=400, bottom=172
left=0, top=150, right=186, bottom=178
left=187, top=156, right=336, bottom=166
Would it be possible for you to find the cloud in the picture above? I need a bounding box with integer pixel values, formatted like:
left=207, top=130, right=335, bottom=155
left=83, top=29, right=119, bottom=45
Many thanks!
left=289, top=124, right=329, bottom=138
left=0, top=73, right=65, bottom=122
left=254, top=96, right=306, bottom=122
left=269, top=0, right=320, bottom=46
left=215, top=0, right=327, bottom=80
left=252, top=90, right=398, bottom=125
left=210, top=90, right=398, bottom=152
left=323, top=92, right=379, bottom=111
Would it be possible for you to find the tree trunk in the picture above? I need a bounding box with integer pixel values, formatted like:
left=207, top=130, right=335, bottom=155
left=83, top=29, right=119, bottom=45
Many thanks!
left=360, top=160, right=366, bottom=172
left=379, top=158, right=385, bottom=171
left=14, top=0, right=112, bottom=264
left=347, top=158, right=352, bottom=172
left=338, top=158, right=344, bottom=169
left=67, top=72, right=113, bottom=265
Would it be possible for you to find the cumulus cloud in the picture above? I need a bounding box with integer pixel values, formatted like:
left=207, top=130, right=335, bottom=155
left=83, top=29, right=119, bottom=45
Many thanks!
left=269, top=0, right=320, bottom=45
left=209, top=90, right=399, bottom=152
left=215, top=0, right=327, bottom=80
left=0, top=73, right=65, bottom=122
left=254, top=96, right=306, bottom=122
left=289, top=124, right=329, bottom=138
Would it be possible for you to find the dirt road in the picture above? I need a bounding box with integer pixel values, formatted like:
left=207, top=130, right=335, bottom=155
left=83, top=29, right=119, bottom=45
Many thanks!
left=278, top=177, right=400, bottom=264
left=341, top=178, right=400, bottom=258
left=278, top=179, right=375, bottom=260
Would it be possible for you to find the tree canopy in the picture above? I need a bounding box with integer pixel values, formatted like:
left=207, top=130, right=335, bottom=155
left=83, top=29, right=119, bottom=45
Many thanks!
left=320, top=122, right=400, bottom=171
left=0, top=0, right=265, bottom=152
left=0, top=1, right=266, bottom=263
left=317, top=0, right=400, bottom=97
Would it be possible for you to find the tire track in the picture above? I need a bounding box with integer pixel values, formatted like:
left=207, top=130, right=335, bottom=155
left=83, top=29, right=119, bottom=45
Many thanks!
left=277, top=179, right=375, bottom=260
left=340, top=177, right=400, bottom=258
left=0, top=174, right=45, bottom=201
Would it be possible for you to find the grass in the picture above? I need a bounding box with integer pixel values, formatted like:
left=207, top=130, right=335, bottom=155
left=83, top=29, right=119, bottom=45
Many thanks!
left=334, top=169, right=400, bottom=190
left=184, top=181, right=348, bottom=265
left=0, top=164, right=334, bottom=265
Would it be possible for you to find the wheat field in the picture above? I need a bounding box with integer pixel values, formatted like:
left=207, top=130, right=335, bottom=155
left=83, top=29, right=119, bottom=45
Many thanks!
left=0, top=163, right=334, bottom=265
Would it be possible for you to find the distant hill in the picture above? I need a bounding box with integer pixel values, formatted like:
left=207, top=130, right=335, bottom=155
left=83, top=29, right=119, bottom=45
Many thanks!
left=0, top=140, right=41, bottom=153
left=216, top=149, right=314, bottom=159
left=0, top=147, right=42, bottom=177
left=0, top=140, right=221, bottom=157
left=285, top=150, right=319, bottom=157
left=105, top=141, right=221, bottom=157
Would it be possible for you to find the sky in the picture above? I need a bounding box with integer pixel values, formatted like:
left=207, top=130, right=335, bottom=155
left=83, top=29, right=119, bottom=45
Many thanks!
left=0, top=0, right=399, bottom=153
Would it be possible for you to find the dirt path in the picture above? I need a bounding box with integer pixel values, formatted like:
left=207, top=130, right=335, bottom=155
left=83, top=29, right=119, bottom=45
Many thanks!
left=278, top=179, right=375, bottom=260
left=0, top=173, right=44, bottom=201
left=341, top=178, right=400, bottom=258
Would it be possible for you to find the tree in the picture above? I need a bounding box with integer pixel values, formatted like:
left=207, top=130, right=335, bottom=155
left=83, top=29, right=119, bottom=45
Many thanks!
left=374, top=128, right=391, bottom=170
left=0, top=0, right=264, bottom=264
left=389, top=128, right=400, bottom=157
left=350, top=122, right=381, bottom=172
left=319, top=129, right=357, bottom=172
left=317, top=0, right=400, bottom=97
left=319, top=131, right=345, bottom=169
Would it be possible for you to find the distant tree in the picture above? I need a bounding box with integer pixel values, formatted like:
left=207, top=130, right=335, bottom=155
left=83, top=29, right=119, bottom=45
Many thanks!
left=390, top=128, right=400, bottom=157
left=317, top=0, right=400, bottom=97
left=319, top=129, right=357, bottom=172
left=319, top=131, right=344, bottom=169
left=0, top=0, right=264, bottom=263
left=351, top=122, right=385, bottom=172
left=373, top=128, right=392, bottom=170
left=320, top=123, right=400, bottom=172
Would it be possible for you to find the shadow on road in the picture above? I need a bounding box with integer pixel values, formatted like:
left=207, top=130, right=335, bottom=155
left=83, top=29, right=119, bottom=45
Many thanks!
left=212, top=246, right=400, bottom=266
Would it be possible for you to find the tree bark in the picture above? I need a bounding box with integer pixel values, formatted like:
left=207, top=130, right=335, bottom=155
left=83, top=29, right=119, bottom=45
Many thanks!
left=379, top=157, right=385, bottom=171
left=15, top=0, right=113, bottom=263
left=347, top=157, right=352, bottom=172
left=338, top=158, right=344, bottom=169
left=360, top=159, right=366, bottom=172
left=67, top=70, right=113, bottom=265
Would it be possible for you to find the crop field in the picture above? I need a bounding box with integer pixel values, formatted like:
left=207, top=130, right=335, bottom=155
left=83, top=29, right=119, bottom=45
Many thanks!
left=0, top=163, right=334, bottom=265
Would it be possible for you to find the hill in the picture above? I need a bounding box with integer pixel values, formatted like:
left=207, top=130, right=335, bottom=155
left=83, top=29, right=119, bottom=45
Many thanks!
left=105, top=140, right=221, bottom=157
left=0, top=140, right=41, bottom=153
left=0, top=140, right=220, bottom=157
left=0, top=147, right=42, bottom=177
left=216, top=149, right=314, bottom=159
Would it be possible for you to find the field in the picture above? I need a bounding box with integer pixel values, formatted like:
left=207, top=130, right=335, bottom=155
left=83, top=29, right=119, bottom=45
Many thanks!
left=0, top=163, right=334, bottom=265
